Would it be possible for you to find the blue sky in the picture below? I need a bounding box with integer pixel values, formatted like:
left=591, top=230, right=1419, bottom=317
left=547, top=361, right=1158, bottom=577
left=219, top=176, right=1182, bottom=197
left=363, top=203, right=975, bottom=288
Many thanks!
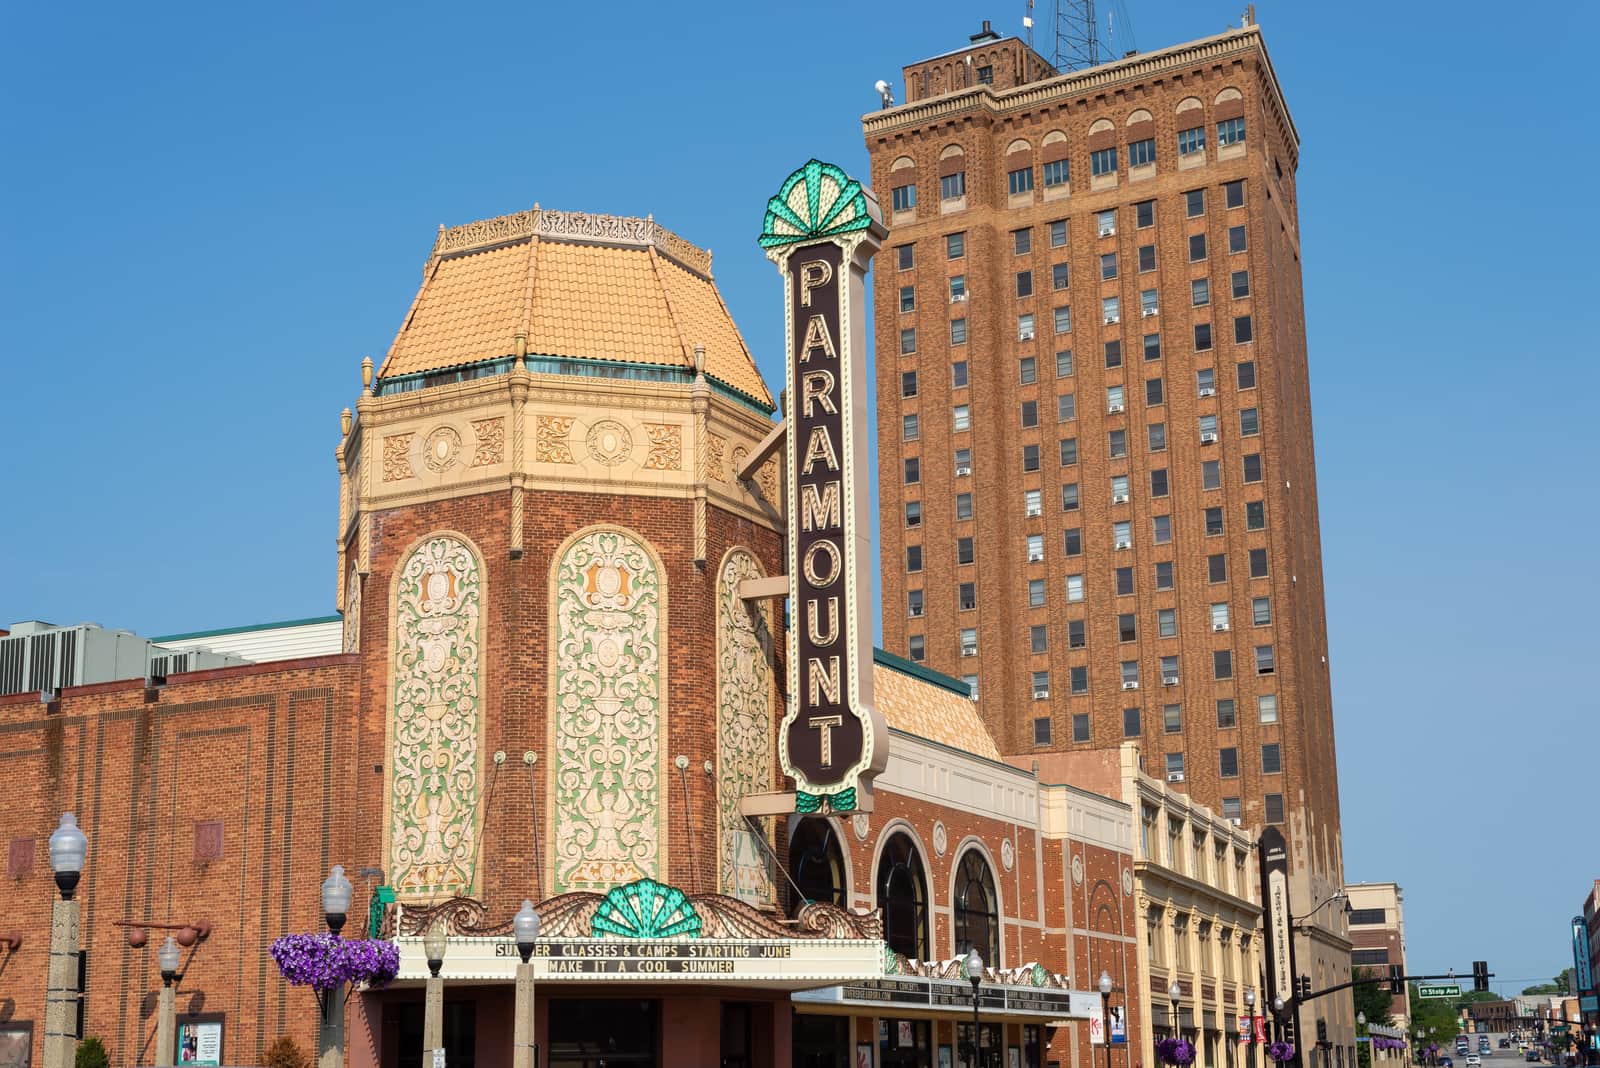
left=4, top=0, right=1596, bottom=996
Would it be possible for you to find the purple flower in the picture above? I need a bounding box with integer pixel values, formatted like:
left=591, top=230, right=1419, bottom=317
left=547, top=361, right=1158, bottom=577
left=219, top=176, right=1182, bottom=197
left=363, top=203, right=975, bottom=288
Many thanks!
left=1157, top=1038, right=1197, bottom=1066
left=1268, top=1041, right=1296, bottom=1063
left=271, top=934, right=400, bottom=992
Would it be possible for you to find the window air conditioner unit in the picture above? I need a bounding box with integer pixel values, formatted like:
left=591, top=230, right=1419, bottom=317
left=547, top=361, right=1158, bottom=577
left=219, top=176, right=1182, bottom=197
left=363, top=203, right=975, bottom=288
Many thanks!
left=1112, top=493, right=1129, bottom=504
left=1213, top=622, right=1229, bottom=632
left=1026, top=506, right=1042, bottom=518
left=1121, top=680, right=1140, bottom=691
left=1168, top=771, right=1186, bottom=783
left=1028, top=552, right=1044, bottom=562
left=1230, top=817, right=1242, bottom=826
left=1163, top=675, right=1180, bottom=686
left=951, top=292, right=968, bottom=303
left=1033, top=689, right=1050, bottom=700
left=1143, top=307, right=1159, bottom=317
left=1115, top=540, right=1132, bottom=551
left=1199, top=387, right=1217, bottom=398
left=1108, top=403, right=1125, bottom=414
left=956, top=465, right=972, bottom=477
left=1200, top=432, right=1218, bottom=444
left=1019, top=329, right=1035, bottom=341
left=962, top=647, right=978, bottom=657
left=910, top=607, right=924, bottom=617
left=1099, top=225, right=1116, bottom=237
left=1103, top=314, right=1120, bottom=325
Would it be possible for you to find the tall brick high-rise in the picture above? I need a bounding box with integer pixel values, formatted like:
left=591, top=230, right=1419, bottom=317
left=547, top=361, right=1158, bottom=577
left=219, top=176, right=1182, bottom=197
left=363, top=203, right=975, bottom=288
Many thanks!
left=865, top=13, right=1355, bottom=1057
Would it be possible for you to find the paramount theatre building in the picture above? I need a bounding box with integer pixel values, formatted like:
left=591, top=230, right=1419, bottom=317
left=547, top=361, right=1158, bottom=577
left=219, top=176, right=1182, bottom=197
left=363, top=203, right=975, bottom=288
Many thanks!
left=2, top=164, right=1173, bottom=1068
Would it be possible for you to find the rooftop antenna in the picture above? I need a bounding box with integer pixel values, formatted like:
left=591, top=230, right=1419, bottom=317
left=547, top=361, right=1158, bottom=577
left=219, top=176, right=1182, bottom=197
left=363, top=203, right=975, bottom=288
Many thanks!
left=874, top=78, right=895, bottom=108
left=1024, top=0, right=1035, bottom=50
left=1053, top=0, right=1100, bottom=72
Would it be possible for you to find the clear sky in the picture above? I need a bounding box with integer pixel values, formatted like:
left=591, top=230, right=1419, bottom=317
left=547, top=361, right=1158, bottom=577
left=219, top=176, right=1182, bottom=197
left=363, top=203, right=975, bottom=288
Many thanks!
left=3, top=0, right=1596, bottom=998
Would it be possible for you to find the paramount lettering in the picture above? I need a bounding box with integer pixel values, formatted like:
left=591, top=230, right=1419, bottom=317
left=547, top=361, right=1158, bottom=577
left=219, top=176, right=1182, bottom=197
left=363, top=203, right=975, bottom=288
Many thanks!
left=801, top=427, right=838, bottom=474
left=800, top=315, right=837, bottom=361
left=808, top=656, right=841, bottom=704
left=799, top=482, right=841, bottom=531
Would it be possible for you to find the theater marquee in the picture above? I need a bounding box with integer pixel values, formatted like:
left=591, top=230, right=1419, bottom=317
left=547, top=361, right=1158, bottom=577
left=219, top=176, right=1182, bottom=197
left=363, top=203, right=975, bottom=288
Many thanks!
left=760, top=160, right=889, bottom=814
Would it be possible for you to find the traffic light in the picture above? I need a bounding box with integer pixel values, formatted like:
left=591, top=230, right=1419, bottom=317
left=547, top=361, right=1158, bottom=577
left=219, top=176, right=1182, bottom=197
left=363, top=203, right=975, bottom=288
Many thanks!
left=1317, top=1020, right=1329, bottom=1045
left=1473, top=961, right=1489, bottom=993
left=1296, top=975, right=1313, bottom=1002
left=1389, top=964, right=1404, bottom=995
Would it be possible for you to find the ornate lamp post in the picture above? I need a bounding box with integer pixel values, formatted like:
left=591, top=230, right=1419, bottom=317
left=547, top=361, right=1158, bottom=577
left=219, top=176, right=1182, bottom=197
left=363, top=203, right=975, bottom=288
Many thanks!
left=155, top=936, right=181, bottom=1066
left=45, top=813, right=88, bottom=1068
left=1171, top=979, right=1185, bottom=1041
left=967, top=948, right=985, bottom=1068
left=1101, top=971, right=1117, bottom=1068
left=319, top=865, right=354, bottom=1068
left=1248, top=989, right=1259, bottom=1068
left=422, top=923, right=447, bottom=1064
left=1358, top=1012, right=1367, bottom=1068
left=512, top=901, right=542, bottom=1068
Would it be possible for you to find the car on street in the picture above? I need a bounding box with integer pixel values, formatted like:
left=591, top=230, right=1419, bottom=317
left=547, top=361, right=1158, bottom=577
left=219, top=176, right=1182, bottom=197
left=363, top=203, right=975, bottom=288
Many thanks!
left=1480, top=1039, right=1492, bottom=1052
left=1442, top=1057, right=1455, bottom=1067
left=1525, top=1051, right=1540, bottom=1062
left=1467, top=1054, right=1482, bottom=1066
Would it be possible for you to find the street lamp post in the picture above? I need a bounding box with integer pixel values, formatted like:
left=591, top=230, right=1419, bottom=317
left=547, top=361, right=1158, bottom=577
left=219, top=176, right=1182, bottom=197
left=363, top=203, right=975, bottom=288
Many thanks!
left=423, top=923, right=448, bottom=1065
left=1247, top=989, right=1258, bottom=1068
left=1171, top=979, right=1184, bottom=1042
left=1101, top=971, right=1116, bottom=1068
left=967, top=949, right=985, bottom=1068
left=512, top=901, right=542, bottom=1068
left=1358, top=1012, right=1367, bottom=1068
left=156, top=936, right=181, bottom=1066
left=319, top=866, right=354, bottom=1068
left=44, top=813, right=88, bottom=1068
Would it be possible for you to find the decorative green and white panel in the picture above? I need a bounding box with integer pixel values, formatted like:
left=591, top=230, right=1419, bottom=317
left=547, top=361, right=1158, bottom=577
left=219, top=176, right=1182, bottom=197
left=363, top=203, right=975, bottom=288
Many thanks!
left=386, top=534, right=484, bottom=901
left=716, top=549, right=776, bottom=904
left=549, top=528, right=666, bottom=893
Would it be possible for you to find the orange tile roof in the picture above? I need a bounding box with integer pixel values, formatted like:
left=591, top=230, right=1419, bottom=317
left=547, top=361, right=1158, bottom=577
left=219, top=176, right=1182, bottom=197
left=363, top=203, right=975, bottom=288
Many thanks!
left=874, top=662, right=1002, bottom=762
left=376, top=208, right=773, bottom=409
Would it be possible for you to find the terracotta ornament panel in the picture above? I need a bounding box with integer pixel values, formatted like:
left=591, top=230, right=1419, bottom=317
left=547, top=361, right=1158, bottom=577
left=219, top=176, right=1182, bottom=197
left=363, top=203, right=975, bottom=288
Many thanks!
left=386, top=535, right=483, bottom=901
left=470, top=417, right=504, bottom=466
left=716, top=549, right=775, bottom=904
left=642, top=422, right=682, bottom=471
left=383, top=433, right=415, bottom=481
left=535, top=415, right=576, bottom=463
left=549, top=528, right=666, bottom=892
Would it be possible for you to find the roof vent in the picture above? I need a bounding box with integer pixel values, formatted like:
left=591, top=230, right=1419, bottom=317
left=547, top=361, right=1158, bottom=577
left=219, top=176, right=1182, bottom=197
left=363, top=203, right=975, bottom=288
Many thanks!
left=970, top=19, right=1000, bottom=42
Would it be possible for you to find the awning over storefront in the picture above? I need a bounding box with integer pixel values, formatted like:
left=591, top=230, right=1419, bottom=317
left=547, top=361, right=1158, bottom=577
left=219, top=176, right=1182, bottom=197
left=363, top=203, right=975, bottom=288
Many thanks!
left=794, top=975, right=1100, bottom=1021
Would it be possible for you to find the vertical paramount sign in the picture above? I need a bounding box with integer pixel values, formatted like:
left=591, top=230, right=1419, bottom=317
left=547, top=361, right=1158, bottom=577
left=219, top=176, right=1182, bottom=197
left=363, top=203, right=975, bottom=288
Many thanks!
left=760, top=159, right=889, bottom=814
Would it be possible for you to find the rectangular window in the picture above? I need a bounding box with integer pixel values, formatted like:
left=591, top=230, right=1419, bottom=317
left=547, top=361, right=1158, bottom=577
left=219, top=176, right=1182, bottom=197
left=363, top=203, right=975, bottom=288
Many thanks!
left=1216, top=698, right=1236, bottom=728
left=900, top=328, right=917, bottom=355
left=1043, top=159, right=1069, bottom=188
left=1020, top=356, right=1037, bottom=383
left=1071, top=664, right=1088, bottom=692
left=1055, top=349, right=1075, bottom=379
left=1107, top=385, right=1124, bottom=413
left=1058, top=393, right=1076, bottom=420
left=1141, top=335, right=1161, bottom=365
left=1197, top=368, right=1216, bottom=396
left=1158, top=607, right=1177, bottom=637
left=1115, top=567, right=1134, bottom=595
left=892, top=184, right=916, bottom=212
left=1134, top=201, right=1155, bottom=229
left=908, top=589, right=924, bottom=617
left=947, top=232, right=966, bottom=258
left=1027, top=533, right=1044, bottom=561
left=956, top=492, right=973, bottom=519
left=1120, top=661, right=1139, bottom=687
left=1111, top=473, right=1129, bottom=499
left=1063, top=527, right=1082, bottom=555
left=1097, top=209, right=1116, bottom=237
left=905, top=501, right=922, bottom=527
left=904, top=457, right=920, bottom=484
left=1252, top=596, right=1271, bottom=625
left=1202, top=459, right=1221, bottom=489
left=964, top=674, right=979, bottom=700
left=1229, top=224, right=1247, bottom=254
left=1008, top=167, right=1035, bottom=195
left=1240, top=407, right=1259, bottom=435
left=1213, top=649, right=1233, bottom=680
left=1205, top=506, right=1224, bottom=536
left=1140, top=290, right=1159, bottom=318
left=1155, top=560, right=1174, bottom=590
left=1166, top=751, right=1185, bottom=778
left=1235, top=315, right=1254, bottom=343
left=1222, top=797, right=1242, bottom=822
left=1243, top=453, right=1263, bottom=483
left=1160, top=655, right=1179, bottom=685
left=1066, top=574, right=1084, bottom=602
left=1208, top=553, right=1227, bottom=582
left=902, top=414, right=919, bottom=441
left=1259, top=694, right=1278, bottom=723
left=975, top=65, right=993, bottom=84
left=1238, top=361, right=1256, bottom=389
left=1153, top=515, right=1172, bottom=544
left=1249, top=548, right=1268, bottom=578
left=1217, top=117, right=1246, bottom=146
left=1178, top=128, right=1206, bottom=157
left=1030, top=624, right=1048, bottom=653
left=1192, top=278, right=1211, bottom=306
left=1013, top=227, right=1032, bottom=255
left=896, top=244, right=914, bottom=270
left=1146, top=377, right=1164, bottom=406
left=899, top=285, right=916, bottom=312
left=1148, top=422, right=1167, bottom=451
left=1211, top=602, right=1230, bottom=629
left=953, top=405, right=970, bottom=432
left=1102, top=296, right=1120, bottom=323
left=1195, top=322, right=1213, bottom=351
left=951, top=318, right=968, bottom=345
left=1016, top=270, right=1034, bottom=297
left=1060, top=437, right=1078, bottom=466
left=940, top=172, right=966, bottom=200
left=1061, top=483, right=1080, bottom=511
left=1034, top=716, right=1052, bottom=745
left=1255, top=645, right=1275, bottom=674
left=1069, top=620, right=1086, bottom=649
left=1232, top=269, right=1250, bottom=298
left=1072, top=712, right=1090, bottom=743
left=1029, top=578, right=1046, bottom=608
left=1246, top=500, right=1265, bottom=529
left=906, top=545, right=922, bottom=572
left=960, top=627, right=978, bottom=656
left=1101, top=251, right=1118, bottom=280
left=1262, top=743, right=1281, bottom=774
left=1105, top=339, right=1123, bottom=369
left=1022, top=445, right=1041, bottom=472
left=1128, top=137, right=1155, bottom=166
left=1185, top=188, right=1206, bottom=216
left=1124, top=706, right=1142, bottom=736
left=1349, top=908, right=1387, bottom=927
left=1018, top=313, right=1035, bottom=340
left=1150, top=468, right=1169, bottom=497
left=1021, top=401, right=1039, bottom=429
left=1118, top=613, right=1137, bottom=642
left=1189, top=233, right=1208, bottom=261
left=1138, top=244, right=1156, bottom=272
left=1109, top=428, right=1127, bottom=458
left=957, top=537, right=975, bottom=565
left=1051, top=263, right=1070, bottom=291
left=952, top=361, right=969, bottom=388
left=908, top=634, right=925, bottom=661
left=1225, top=179, right=1245, bottom=208
left=1164, top=703, right=1183, bottom=733
left=1091, top=146, right=1118, bottom=176
left=1054, top=306, right=1072, bottom=333
left=1049, top=218, right=1068, bottom=246
left=949, top=274, right=966, bottom=300
left=1220, top=747, right=1239, bottom=778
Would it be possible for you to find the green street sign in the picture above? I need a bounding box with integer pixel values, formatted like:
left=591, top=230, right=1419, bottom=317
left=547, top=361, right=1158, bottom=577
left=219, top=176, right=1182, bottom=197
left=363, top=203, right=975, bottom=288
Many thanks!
left=1418, top=984, right=1461, bottom=999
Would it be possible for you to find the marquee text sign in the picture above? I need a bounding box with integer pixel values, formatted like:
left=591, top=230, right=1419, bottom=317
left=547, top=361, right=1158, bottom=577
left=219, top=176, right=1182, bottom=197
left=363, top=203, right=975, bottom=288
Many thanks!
left=794, top=978, right=1098, bottom=1019
left=760, top=160, right=889, bottom=813
left=394, top=936, right=884, bottom=983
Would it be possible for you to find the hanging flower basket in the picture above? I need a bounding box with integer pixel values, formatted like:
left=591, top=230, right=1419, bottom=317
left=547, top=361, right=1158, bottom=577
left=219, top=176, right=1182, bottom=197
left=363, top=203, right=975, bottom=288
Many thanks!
left=1268, top=1041, right=1297, bottom=1063
left=271, top=933, right=400, bottom=1016
left=1157, top=1038, right=1197, bottom=1065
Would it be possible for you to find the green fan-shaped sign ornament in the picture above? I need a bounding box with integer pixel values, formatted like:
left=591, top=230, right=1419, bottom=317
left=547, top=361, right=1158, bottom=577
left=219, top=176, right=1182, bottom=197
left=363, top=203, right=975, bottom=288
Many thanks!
left=590, top=878, right=703, bottom=939
left=759, top=160, right=875, bottom=249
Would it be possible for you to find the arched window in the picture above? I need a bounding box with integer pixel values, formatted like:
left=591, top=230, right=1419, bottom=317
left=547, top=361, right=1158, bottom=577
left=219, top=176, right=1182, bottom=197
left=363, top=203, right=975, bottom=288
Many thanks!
left=787, top=817, right=846, bottom=917
left=953, top=848, right=1000, bottom=965
left=876, top=832, right=929, bottom=960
